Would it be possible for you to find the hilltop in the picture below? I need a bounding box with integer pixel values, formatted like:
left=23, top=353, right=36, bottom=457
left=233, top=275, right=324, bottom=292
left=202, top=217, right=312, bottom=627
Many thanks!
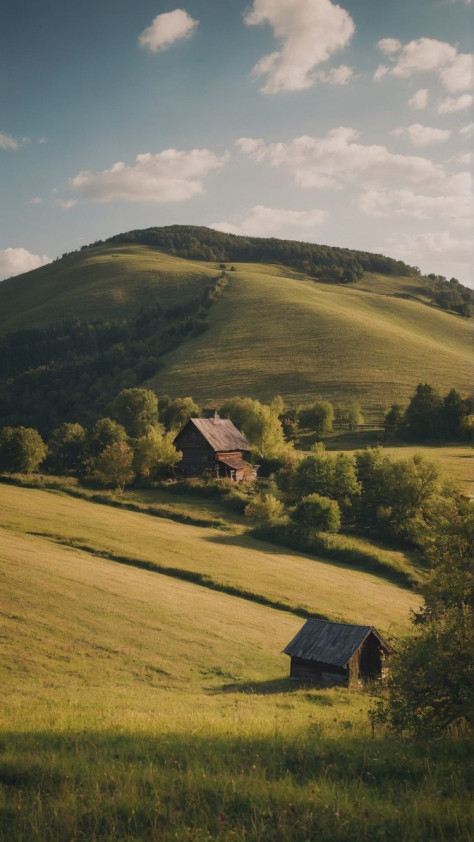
left=0, top=226, right=470, bottom=433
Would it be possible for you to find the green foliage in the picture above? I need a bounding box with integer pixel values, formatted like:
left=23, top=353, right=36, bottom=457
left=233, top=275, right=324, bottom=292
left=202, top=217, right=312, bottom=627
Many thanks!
left=383, top=384, right=471, bottom=444
left=405, top=383, right=444, bottom=440
left=372, top=508, right=473, bottom=736
left=133, top=428, right=182, bottom=479
left=292, top=493, right=341, bottom=533
left=220, top=396, right=288, bottom=459
left=110, top=388, right=159, bottom=438
left=87, top=417, right=128, bottom=457
left=0, top=425, right=46, bottom=473
left=343, top=401, right=364, bottom=431
left=159, top=394, right=201, bottom=431
left=280, top=444, right=360, bottom=518
left=244, top=493, right=286, bottom=526
left=94, top=441, right=135, bottom=490
left=298, top=401, right=334, bottom=435
left=47, top=422, right=87, bottom=472
left=109, top=224, right=415, bottom=278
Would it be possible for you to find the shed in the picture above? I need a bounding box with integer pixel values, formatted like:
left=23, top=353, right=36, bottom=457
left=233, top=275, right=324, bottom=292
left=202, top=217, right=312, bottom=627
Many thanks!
left=283, top=618, right=394, bottom=687
left=173, top=414, right=257, bottom=481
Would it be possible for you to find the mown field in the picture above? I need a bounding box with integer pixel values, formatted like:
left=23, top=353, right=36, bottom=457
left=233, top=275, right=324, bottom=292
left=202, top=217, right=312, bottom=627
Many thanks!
left=0, top=484, right=470, bottom=841
left=0, top=243, right=470, bottom=413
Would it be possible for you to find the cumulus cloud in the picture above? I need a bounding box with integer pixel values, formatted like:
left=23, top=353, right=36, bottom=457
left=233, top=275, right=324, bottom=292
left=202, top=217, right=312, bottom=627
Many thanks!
left=391, top=123, right=451, bottom=147
left=409, top=88, right=429, bottom=110
left=460, top=122, right=474, bottom=137
left=55, top=198, right=78, bottom=209
left=405, top=231, right=471, bottom=263
left=437, top=94, right=472, bottom=114
left=244, top=0, right=355, bottom=93
left=28, top=197, right=43, bottom=205
left=211, top=205, right=327, bottom=237
left=0, top=248, right=52, bottom=281
left=377, top=38, right=402, bottom=55
left=139, top=9, right=198, bottom=53
left=0, top=132, right=19, bottom=150
left=69, top=148, right=229, bottom=203
left=236, top=127, right=461, bottom=193
left=376, top=37, right=473, bottom=94
left=359, top=188, right=472, bottom=229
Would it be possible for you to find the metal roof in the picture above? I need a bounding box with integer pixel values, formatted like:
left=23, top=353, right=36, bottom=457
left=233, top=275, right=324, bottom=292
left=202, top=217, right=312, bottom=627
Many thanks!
left=183, top=417, right=251, bottom=453
left=283, top=619, right=393, bottom=668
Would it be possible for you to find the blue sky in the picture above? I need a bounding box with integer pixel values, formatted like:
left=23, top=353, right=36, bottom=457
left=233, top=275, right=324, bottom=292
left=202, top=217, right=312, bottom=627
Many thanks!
left=1, top=0, right=472, bottom=284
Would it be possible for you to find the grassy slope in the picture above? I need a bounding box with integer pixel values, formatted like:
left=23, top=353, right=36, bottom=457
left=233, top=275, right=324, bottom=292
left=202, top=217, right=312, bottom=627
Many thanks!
left=0, top=487, right=469, bottom=841
left=0, top=244, right=217, bottom=333
left=0, top=484, right=416, bottom=634
left=147, top=262, right=470, bottom=411
left=0, top=244, right=469, bottom=412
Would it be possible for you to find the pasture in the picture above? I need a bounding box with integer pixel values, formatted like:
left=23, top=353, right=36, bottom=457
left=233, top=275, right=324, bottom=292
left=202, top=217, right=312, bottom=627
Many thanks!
left=0, top=486, right=469, bottom=841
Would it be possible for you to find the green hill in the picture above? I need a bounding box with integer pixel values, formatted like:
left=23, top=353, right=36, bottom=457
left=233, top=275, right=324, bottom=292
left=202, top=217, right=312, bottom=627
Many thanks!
left=0, top=227, right=470, bottom=433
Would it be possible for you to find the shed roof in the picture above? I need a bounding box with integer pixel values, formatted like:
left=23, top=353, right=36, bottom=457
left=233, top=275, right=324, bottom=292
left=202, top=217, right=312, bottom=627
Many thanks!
left=283, top=619, right=393, bottom=668
left=176, top=416, right=251, bottom=453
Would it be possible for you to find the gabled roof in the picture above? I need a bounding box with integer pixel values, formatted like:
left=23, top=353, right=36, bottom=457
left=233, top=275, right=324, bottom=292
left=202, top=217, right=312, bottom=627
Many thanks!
left=283, top=619, right=393, bottom=668
left=175, top=416, right=251, bottom=453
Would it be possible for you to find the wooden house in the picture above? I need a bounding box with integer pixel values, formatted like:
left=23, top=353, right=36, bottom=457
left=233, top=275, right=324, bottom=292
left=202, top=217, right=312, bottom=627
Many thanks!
left=283, top=618, right=393, bottom=687
left=173, top=414, right=257, bottom=481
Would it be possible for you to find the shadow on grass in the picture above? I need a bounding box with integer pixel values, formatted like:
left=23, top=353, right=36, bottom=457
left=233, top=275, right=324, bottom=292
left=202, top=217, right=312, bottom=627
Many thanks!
left=216, top=677, right=334, bottom=700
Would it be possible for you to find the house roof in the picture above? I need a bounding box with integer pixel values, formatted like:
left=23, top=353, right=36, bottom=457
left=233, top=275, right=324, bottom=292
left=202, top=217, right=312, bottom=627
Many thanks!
left=217, top=454, right=249, bottom=471
left=283, top=619, right=393, bottom=668
left=177, top=416, right=251, bottom=453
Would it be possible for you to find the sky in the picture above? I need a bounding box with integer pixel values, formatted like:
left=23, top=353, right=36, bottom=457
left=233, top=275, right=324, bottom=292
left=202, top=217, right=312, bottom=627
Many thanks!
left=1, top=0, right=472, bottom=285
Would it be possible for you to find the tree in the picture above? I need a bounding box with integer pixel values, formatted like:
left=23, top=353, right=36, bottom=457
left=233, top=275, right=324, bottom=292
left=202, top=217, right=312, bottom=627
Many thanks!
left=442, top=388, right=468, bottom=440
left=95, top=441, right=135, bottom=490
left=285, top=444, right=360, bottom=517
left=0, top=426, right=46, bottom=473
left=343, top=401, right=364, bottom=431
left=133, top=428, right=181, bottom=479
left=244, top=493, right=286, bottom=526
left=298, top=401, right=334, bottom=436
left=371, top=507, right=473, bottom=736
left=404, top=383, right=443, bottom=440
left=292, top=493, right=341, bottom=533
left=383, top=404, right=404, bottom=439
left=47, top=422, right=87, bottom=472
left=220, top=396, right=287, bottom=459
left=87, top=417, right=128, bottom=457
left=110, top=388, right=159, bottom=438
left=159, top=396, right=200, bottom=431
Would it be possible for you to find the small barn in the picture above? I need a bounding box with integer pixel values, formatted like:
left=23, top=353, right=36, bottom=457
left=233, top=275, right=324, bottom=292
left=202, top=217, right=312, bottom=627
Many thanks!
left=283, top=619, right=394, bottom=687
left=173, top=414, right=257, bottom=481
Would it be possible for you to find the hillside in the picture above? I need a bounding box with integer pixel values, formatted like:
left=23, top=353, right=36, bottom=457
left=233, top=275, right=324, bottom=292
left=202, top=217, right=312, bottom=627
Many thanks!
left=0, top=227, right=470, bottom=433
left=1, top=484, right=470, bottom=841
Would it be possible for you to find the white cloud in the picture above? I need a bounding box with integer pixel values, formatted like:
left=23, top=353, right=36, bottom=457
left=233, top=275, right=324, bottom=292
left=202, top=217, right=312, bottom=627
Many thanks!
left=373, top=64, right=389, bottom=81
left=70, top=148, right=229, bottom=203
left=460, top=122, right=474, bottom=136
left=391, top=123, right=451, bottom=147
left=244, top=0, right=355, bottom=93
left=139, top=9, right=198, bottom=53
left=314, top=64, right=353, bottom=85
left=359, top=188, right=472, bottom=229
left=409, top=88, right=429, bottom=110
left=237, top=127, right=461, bottom=193
left=377, top=38, right=402, bottom=55
left=0, top=248, right=52, bottom=281
left=55, top=198, right=78, bottom=210
left=211, top=205, right=327, bottom=237
left=437, top=93, right=472, bottom=114
left=0, top=132, right=19, bottom=150
left=379, top=37, right=473, bottom=94
left=28, top=197, right=43, bottom=205
left=386, top=230, right=472, bottom=285
left=405, top=231, right=472, bottom=262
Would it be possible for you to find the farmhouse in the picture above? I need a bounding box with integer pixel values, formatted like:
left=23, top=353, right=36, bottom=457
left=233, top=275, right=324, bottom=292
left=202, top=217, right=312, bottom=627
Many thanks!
left=174, top=414, right=257, bottom=481
left=283, top=618, right=394, bottom=687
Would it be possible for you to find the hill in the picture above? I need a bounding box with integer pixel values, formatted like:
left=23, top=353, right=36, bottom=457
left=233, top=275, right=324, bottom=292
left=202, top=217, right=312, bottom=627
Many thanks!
left=1, top=484, right=470, bottom=841
left=0, top=227, right=470, bottom=433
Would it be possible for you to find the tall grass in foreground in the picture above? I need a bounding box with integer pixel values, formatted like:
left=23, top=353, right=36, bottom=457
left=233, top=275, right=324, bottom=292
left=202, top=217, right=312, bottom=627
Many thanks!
left=0, top=722, right=469, bottom=841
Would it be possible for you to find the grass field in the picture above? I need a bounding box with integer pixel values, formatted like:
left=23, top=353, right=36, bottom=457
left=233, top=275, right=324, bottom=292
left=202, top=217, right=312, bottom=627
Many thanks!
left=0, top=486, right=470, bottom=841
left=0, top=243, right=470, bottom=412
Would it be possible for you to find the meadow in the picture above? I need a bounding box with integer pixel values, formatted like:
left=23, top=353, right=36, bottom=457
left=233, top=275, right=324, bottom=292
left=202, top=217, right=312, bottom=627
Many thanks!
left=1, top=484, right=470, bottom=841
left=0, top=243, right=470, bottom=413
